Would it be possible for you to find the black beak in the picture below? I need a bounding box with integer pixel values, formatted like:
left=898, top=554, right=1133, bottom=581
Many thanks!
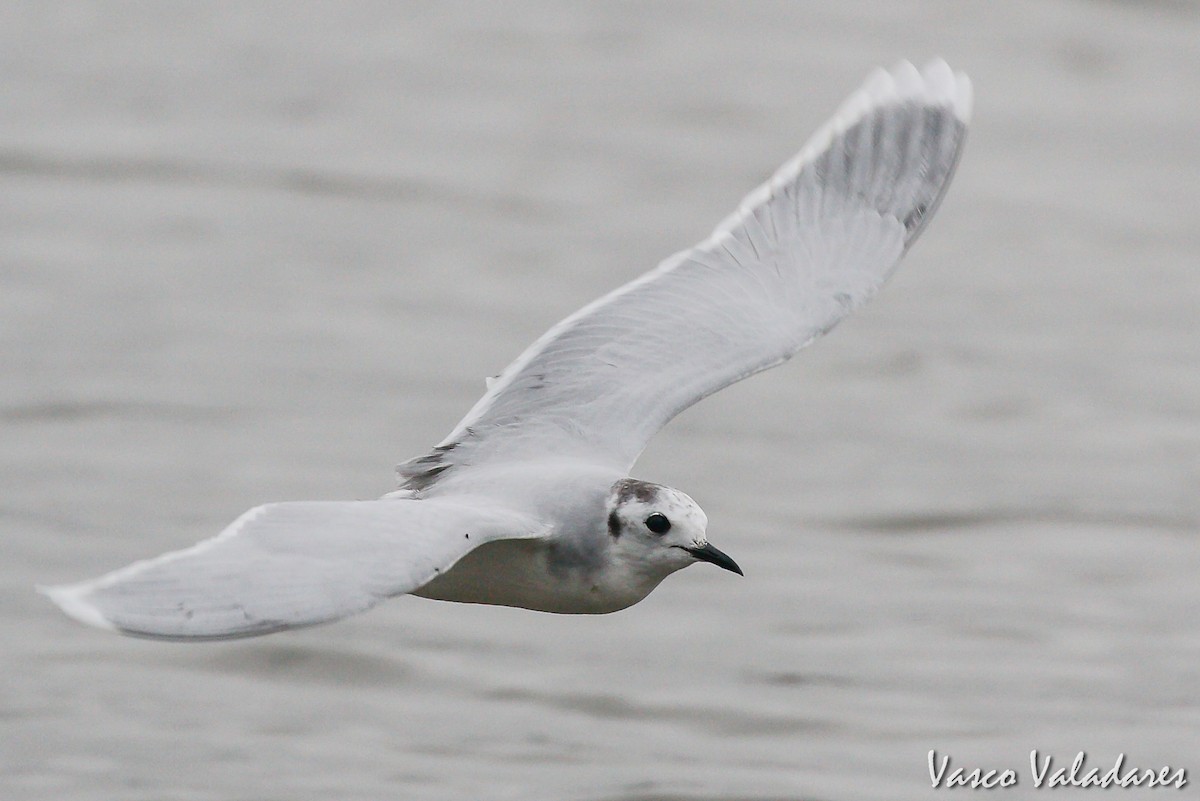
left=681, top=542, right=743, bottom=576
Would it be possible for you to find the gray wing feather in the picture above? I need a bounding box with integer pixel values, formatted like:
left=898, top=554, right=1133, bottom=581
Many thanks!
left=399, top=59, right=970, bottom=483
left=41, top=499, right=544, bottom=640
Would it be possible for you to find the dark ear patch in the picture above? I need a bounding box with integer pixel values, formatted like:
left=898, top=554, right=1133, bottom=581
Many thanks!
left=607, top=510, right=622, bottom=539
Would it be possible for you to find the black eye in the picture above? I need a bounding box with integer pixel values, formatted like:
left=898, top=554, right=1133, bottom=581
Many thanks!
left=645, top=513, right=671, bottom=535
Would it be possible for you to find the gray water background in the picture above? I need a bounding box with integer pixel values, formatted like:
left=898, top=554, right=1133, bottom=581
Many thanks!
left=3, top=2, right=1199, bottom=799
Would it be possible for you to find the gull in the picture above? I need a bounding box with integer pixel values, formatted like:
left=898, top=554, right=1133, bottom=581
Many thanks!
left=41, top=59, right=971, bottom=640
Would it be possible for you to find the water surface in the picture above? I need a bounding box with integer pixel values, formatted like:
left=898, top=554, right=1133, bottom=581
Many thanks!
left=3, top=2, right=1198, bottom=799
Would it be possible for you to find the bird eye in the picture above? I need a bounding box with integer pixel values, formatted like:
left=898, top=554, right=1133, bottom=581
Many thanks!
left=644, top=513, right=671, bottom=535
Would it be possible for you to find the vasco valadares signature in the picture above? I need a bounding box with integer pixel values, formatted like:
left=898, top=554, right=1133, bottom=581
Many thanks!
left=929, top=750, right=1187, bottom=789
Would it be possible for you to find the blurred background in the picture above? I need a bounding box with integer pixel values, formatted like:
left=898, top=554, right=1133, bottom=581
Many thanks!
left=3, top=2, right=1198, bottom=799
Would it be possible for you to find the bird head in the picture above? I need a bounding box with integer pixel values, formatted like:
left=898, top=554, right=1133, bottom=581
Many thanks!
left=604, top=478, right=742, bottom=578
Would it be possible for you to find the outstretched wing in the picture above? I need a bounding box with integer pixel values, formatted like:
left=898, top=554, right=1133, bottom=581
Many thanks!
left=400, top=59, right=971, bottom=489
left=41, top=499, right=544, bottom=640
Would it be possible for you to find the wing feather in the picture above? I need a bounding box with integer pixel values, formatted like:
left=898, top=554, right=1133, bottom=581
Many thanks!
left=41, top=499, right=544, bottom=640
left=400, top=59, right=971, bottom=486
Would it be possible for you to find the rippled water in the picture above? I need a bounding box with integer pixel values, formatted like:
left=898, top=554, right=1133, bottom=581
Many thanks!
left=3, top=2, right=1199, bottom=799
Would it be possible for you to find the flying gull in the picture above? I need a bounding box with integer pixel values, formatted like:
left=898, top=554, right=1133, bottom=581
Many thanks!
left=42, top=59, right=971, bottom=640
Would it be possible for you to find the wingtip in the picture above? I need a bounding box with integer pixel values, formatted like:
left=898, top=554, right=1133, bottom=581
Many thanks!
left=38, top=581, right=118, bottom=633
left=919, top=57, right=955, bottom=95
left=918, top=57, right=973, bottom=124
left=953, top=71, right=973, bottom=124
left=889, top=59, right=923, bottom=97
left=833, top=58, right=972, bottom=134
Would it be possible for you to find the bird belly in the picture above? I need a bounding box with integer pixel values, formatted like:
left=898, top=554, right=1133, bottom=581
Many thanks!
left=410, top=538, right=648, bottom=614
